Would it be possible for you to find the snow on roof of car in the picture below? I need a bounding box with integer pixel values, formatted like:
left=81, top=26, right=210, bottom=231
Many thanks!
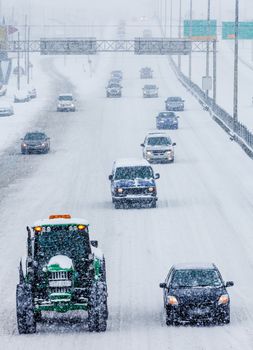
left=147, top=132, right=170, bottom=138
left=58, top=93, right=73, bottom=97
left=33, top=217, right=89, bottom=227
left=114, top=158, right=151, bottom=168
left=173, top=263, right=216, bottom=270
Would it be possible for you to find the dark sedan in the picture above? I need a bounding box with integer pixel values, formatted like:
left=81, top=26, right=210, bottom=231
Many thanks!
left=21, top=131, right=50, bottom=154
left=160, top=263, right=234, bottom=325
left=156, top=112, right=179, bottom=129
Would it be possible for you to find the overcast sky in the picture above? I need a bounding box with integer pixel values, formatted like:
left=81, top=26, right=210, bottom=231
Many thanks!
left=1, top=0, right=252, bottom=26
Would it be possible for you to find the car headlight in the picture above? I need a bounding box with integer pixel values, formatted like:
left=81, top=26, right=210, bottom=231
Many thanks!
left=146, top=151, right=152, bottom=155
left=167, top=296, right=178, bottom=306
left=218, top=294, right=229, bottom=305
left=22, top=143, right=27, bottom=147
left=148, top=187, right=155, bottom=192
left=117, top=188, right=123, bottom=193
left=41, top=143, right=45, bottom=146
left=166, top=150, right=173, bottom=154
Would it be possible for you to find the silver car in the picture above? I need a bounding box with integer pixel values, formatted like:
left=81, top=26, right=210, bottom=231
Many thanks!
left=0, top=102, right=14, bottom=116
left=57, top=93, right=76, bottom=112
left=141, top=132, right=176, bottom=163
left=143, top=84, right=158, bottom=98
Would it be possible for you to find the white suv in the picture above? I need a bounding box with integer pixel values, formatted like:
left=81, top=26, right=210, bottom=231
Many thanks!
left=141, top=132, right=176, bottom=163
left=57, top=93, right=76, bottom=112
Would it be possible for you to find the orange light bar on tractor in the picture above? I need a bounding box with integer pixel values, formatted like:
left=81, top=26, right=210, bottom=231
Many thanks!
left=77, top=224, right=86, bottom=230
left=49, top=214, right=71, bottom=220
left=34, top=226, right=42, bottom=232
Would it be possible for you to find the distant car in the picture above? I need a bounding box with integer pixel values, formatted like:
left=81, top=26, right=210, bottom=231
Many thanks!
left=0, top=101, right=14, bottom=116
left=57, top=93, right=75, bottom=112
left=156, top=112, right=179, bottom=129
left=143, top=29, right=152, bottom=38
left=108, top=158, right=160, bottom=209
left=143, top=84, right=158, bottom=98
left=165, top=96, right=185, bottom=111
left=141, top=132, right=176, bottom=163
left=111, top=70, right=123, bottom=81
left=108, top=78, right=122, bottom=86
left=160, top=263, right=234, bottom=326
left=140, top=67, right=153, bottom=79
left=21, top=131, right=50, bottom=154
left=0, top=84, right=7, bottom=96
left=14, top=90, right=30, bottom=103
left=106, top=83, right=122, bottom=98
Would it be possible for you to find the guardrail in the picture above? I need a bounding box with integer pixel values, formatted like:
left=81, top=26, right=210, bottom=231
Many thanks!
left=169, top=56, right=253, bottom=158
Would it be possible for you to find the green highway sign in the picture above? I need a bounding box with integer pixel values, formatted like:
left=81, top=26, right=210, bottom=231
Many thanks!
left=184, top=20, right=217, bottom=40
left=222, top=22, right=253, bottom=40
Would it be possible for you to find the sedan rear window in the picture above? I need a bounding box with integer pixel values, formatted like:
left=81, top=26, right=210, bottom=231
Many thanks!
left=171, top=269, right=222, bottom=288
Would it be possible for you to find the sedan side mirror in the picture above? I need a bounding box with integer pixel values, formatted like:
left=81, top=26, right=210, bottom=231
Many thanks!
left=225, top=281, right=234, bottom=287
left=90, top=240, right=98, bottom=248
left=108, top=175, right=113, bottom=181
left=159, top=283, right=166, bottom=288
left=172, top=142, right=176, bottom=146
left=155, top=173, right=160, bottom=179
left=140, top=143, right=144, bottom=147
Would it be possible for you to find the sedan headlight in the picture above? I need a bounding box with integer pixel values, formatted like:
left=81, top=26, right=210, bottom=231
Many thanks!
left=146, top=151, right=152, bottom=155
left=117, top=188, right=123, bottom=193
left=148, top=187, right=155, bottom=192
left=167, top=296, right=178, bottom=306
left=22, top=143, right=27, bottom=147
left=218, top=294, right=229, bottom=305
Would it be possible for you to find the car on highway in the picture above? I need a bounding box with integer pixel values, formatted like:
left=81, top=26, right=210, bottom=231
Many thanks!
left=111, top=70, right=123, bottom=81
left=141, top=132, right=176, bottom=163
left=14, top=89, right=31, bottom=103
left=108, top=158, right=160, bottom=209
left=143, top=84, right=159, bottom=98
left=0, top=101, right=14, bottom=116
left=140, top=67, right=153, bottom=79
left=21, top=131, right=50, bottom=154
left=57, top=93, right=76, bottom=112
left=159, top=263, right=234, bottom=326
left=16, top=214, right=108, bottom=333
left=106, top=83, right=122, bottom=98
left=156, top=111, right=179, bottom=129
left=165, top=96, right=185, bottom=111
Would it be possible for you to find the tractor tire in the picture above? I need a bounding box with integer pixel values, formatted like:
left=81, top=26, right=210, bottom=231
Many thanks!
left=88, top=281, right=107, bottom=332
left=16, top=283, right=36, bottom=334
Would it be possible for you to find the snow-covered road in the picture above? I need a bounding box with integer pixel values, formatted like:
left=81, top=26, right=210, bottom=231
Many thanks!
left=1, top=30, right=253, bottom=350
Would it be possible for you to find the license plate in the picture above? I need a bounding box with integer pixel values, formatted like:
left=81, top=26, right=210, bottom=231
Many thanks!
left=190, top=307, right=210, bottom=316
left=49, top=280, right=71, bottom=287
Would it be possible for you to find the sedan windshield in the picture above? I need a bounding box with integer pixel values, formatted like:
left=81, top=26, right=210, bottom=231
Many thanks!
left=115, top=166, right=153, bottom=180
left=24, top=133, right=46, bottom=140
left=171, top=269, right=223, bottom=288
left=59, top=95, right=73, bottom=101
left=147, top=137, right=171, bottom=146
left=167, top=97, right=181, bottom=102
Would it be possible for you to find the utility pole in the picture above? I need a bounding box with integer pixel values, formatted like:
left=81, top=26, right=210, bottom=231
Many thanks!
left=205, top=0, right=211, bottom=98
left=189, top=0, right=193, bottom=80
left=233, top=0, right=239, bottom=132
left=178, top=0, right=182, bottom=70
left=170, top=0, right=173, bottom=38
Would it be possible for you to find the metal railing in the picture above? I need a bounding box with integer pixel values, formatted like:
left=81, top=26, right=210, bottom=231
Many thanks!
left=169, top=56, right=253, bottom=158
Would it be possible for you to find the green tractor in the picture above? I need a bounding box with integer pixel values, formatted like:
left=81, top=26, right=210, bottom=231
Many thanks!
left=16, top=214, right=108, bottom=334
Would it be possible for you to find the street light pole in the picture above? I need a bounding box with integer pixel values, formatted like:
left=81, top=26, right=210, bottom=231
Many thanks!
left=205, top=0, right=211, bottom=98
left=178, top=0, right=182, bottom=70
left=233, top=0, right=239, bottom=132
left=170, top=0, right=173, bottom=38
left=164, top=0, right=167, bottom=37
left=189, top=0, right=193, bottom=80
